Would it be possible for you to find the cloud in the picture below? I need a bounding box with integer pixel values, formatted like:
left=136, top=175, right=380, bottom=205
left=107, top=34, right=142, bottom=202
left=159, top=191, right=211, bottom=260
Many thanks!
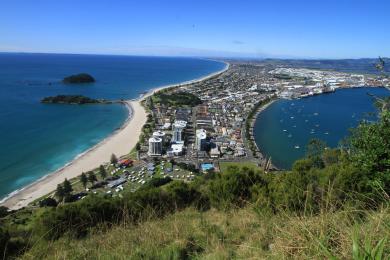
left=232, top=40, right=245, bottom=45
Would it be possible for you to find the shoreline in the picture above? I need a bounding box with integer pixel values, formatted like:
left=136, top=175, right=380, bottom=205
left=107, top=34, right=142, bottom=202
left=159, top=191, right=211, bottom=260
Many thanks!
left=247, top=99, right=277, bottom=168
left=0, top=61, right=229, bottom=210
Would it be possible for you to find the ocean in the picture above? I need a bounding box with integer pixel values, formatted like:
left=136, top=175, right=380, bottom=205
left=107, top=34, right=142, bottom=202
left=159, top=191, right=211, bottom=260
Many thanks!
left=0, top=53, right=226, bottom=200
left=254, top=87, right=390, bottom=169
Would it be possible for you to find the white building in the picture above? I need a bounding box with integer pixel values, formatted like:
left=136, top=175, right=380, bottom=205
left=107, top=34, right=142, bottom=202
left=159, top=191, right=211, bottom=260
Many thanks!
left=195, top=129, right=207, bottom=151
left=210, top=146, right=220, bottom=158
left=172, top=121, right=186, bottom=143
left=148, top=137, right=162, bottom=156
left=167, top=143, right=184, bottom=157
left=153, top=131, right=166, bottom=143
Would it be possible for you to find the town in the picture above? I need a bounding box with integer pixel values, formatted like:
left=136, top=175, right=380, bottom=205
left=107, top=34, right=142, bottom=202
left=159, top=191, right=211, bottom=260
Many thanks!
left=136, top=61, right=389, bottom=174
left=34, top=60, right=390, bottom=206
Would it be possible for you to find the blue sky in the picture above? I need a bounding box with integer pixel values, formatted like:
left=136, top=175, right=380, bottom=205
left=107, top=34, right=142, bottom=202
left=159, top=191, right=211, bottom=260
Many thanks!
left=1, top=0, right=389, bottom=58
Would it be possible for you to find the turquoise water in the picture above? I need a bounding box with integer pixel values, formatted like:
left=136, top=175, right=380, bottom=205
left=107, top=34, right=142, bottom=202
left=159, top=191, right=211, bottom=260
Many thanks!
left=254, top=87, right=390, bottom=169
left=0, top=53, right=226, bottom=200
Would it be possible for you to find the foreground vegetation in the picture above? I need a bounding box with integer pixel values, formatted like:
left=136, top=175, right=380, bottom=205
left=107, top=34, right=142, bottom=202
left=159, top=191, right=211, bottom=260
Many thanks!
left=22, top=205, right=390, bottom=259
left=1, top=107, right=390, bottom=259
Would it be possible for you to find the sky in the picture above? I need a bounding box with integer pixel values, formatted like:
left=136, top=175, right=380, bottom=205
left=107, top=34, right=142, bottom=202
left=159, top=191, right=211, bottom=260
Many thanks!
left=0, top=0, right=389, bottom=59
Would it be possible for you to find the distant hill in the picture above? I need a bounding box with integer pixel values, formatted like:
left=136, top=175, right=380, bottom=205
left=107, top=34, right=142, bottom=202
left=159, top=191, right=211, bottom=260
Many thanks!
left=261, top=58, right=390, bottom=75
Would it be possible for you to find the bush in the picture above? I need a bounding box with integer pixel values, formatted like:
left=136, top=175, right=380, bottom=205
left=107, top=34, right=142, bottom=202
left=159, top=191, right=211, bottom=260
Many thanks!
left=39, top=197, right=58, bottom=207
left=0, top=227, right=10, bottom=258
left=166, top=181, right=209, bottom=210
left=208, top=167, right=265, bottom=210
left=141, top=177, right=172, bottom=190
left=35, top=195, right=122, bottom=239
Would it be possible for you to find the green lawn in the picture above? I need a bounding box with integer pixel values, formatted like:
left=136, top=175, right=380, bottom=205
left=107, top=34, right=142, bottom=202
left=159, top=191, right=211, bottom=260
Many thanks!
left=219, top=161, right=260, bottom=173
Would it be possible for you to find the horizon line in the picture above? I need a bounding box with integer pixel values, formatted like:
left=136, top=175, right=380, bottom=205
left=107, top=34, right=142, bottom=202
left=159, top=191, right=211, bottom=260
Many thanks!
left=0, top=51, right=386, bottom=61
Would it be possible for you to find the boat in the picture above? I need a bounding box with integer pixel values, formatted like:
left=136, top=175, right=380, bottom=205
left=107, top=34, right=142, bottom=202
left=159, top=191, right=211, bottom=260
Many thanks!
left=294, top=145, right=300, bottom=149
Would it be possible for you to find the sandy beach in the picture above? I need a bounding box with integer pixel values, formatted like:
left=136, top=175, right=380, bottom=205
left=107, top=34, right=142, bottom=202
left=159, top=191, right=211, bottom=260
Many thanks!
left=1, top=62, right=228, bottom=210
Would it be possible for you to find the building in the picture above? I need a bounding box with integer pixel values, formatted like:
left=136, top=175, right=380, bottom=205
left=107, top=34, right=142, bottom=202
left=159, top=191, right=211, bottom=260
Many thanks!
left=148, top=137, right=162, bottom=156
left=118, top=159, right=133, bottom=167
left=167, top=143, right=184, bottom=157
left=175, top=108, right=191, bottom=121
left=195, top=129, right=207, bottom=151
left=172, top=120, right=186, bottom=143
left=153, top=130, right=166, bottom=143
left=196, top=116, right=213, bottom=129
left=210, top=146, right=220, bottom=158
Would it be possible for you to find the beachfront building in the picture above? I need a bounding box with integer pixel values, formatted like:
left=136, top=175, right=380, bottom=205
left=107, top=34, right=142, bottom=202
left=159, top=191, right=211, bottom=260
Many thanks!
left=167, top=143, right=184, bottom=157
left=172, top=120, right=186, bottom=143
left=153, top=130, right=166, bottom=143
left=148, top=137, right=162, bottom=156
left=195, top=129, right=207, bottom=151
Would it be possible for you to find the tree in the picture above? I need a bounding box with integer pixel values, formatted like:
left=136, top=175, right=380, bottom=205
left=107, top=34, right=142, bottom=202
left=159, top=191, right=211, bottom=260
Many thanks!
left=80, top=172, right=88, bottom=189
left=39, top=197, right=58, bottom=207
left=170, top=159, right=175, bottom=166
left=88, top=171, right=97, bottom=185
left=99, top=165, right=107, bottom=179
left=63, top=178, right=73, bottom=194
left=0, top=227, right=10, bottom=258
left=135, top=142, right=141, bottom=151
left=0, top=206, right=8, bottom=218
left=306, top=139, right=326, bottom=168
left=349, top=110, right=390, bottom=196
left=110, top=153, right=118, bottom=164
left=55, top=184, right=65, bottom=202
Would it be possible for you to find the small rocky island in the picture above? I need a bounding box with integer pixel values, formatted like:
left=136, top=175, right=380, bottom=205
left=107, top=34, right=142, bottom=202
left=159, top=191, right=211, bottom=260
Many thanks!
left=41, top=95, right=108, bottom=105
left=62, top=73, right=95, bottom=84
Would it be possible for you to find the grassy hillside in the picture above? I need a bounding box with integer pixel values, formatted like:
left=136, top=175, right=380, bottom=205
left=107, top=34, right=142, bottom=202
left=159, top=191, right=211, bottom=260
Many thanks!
left=22, top=205, right=390, bottom=259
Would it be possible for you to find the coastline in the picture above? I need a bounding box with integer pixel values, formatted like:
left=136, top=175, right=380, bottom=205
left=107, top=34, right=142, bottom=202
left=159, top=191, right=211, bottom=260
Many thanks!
left=0, top=60, right=229, bottom=210
left=249, top=99, right=278, bottom=169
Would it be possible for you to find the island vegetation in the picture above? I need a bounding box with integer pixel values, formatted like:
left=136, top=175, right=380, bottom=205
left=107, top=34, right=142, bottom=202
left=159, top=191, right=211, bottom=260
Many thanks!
left=62, top=73, right=95, bottom=84
left=41, top=95, right=107, bottom=104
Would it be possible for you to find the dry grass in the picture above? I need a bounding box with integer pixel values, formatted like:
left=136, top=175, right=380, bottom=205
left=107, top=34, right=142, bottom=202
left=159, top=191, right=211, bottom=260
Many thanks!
left=22, top=205, right=390, bottom=259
